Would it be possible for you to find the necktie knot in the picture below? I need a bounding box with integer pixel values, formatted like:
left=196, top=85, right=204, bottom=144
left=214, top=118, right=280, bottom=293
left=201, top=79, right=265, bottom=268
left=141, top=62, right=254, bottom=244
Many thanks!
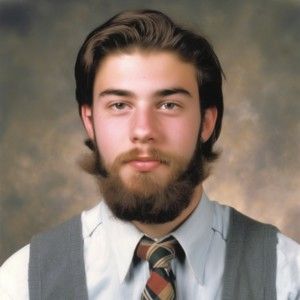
left=136, top=236, right=178, bottom=300
left=136, top=236, right=178, bottom=270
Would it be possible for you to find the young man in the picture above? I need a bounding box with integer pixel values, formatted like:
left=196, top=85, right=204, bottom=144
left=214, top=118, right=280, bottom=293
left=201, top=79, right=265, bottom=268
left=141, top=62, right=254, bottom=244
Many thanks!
left=0, top=9, right=299, bottom=300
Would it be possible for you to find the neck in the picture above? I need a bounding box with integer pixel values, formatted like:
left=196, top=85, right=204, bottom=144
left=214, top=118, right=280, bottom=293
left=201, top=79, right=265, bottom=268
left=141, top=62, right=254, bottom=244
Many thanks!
left=132, top=184, right=203, bottom=239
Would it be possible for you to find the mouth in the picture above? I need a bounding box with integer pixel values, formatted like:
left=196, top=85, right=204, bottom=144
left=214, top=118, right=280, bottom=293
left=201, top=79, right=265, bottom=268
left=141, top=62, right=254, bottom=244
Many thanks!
left=125, top=157, right=166, bottom=172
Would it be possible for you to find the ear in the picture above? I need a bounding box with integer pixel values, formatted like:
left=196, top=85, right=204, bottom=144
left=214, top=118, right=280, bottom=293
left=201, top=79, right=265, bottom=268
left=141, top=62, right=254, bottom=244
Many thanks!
left=81, top=104, right=95, bottom=140
left=201, top=107, right=218, bottom=142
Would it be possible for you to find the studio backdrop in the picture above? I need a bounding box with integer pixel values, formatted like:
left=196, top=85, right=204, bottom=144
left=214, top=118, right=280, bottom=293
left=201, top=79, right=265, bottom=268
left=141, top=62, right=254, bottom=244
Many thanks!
left=0, top=0, right=299, bottom=264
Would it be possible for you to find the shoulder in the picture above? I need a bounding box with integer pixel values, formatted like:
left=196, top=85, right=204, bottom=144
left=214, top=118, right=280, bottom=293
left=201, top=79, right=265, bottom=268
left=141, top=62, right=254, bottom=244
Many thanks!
left=276, top=232, right=300, bottom=299
left=30, top=214, right=82, bottom=251
left=0, top=210, right=88, bottom=299
left=0, top=244, right=30, bottom=299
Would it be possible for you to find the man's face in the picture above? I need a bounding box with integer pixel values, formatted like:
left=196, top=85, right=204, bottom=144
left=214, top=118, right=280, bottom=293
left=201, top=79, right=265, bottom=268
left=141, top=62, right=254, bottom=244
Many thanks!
left=81, top=50, right=216, bottom=222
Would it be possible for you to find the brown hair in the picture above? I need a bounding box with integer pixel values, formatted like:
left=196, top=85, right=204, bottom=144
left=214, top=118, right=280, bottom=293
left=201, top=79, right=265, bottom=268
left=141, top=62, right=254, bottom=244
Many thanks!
left=75, top=9, right=224, bottom=162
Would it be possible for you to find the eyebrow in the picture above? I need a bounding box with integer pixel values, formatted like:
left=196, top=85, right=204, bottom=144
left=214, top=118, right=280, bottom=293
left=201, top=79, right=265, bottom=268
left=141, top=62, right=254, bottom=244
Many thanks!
left=98, top=89, right=134, bottom=98
left=154, top=88, right=192, bottom=98
left=98, top=87, right=192, bottom=99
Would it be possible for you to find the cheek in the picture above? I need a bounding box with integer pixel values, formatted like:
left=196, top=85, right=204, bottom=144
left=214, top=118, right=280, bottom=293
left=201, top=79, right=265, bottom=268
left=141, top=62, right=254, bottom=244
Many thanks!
left=172, top=104, right=201, bottom=156
left=166, top=118, right=200, bottom=158
left=93, top=119, right=127, bottom=164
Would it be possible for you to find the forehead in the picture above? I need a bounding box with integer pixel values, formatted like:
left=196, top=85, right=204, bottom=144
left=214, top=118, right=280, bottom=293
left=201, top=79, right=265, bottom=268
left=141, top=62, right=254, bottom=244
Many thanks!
left=93, top=49, right=199, bottom=95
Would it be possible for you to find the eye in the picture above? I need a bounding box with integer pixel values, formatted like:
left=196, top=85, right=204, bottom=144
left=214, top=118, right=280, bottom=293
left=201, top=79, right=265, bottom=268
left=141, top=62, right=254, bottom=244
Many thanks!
left=160, top=102, right=180, bottom=110
left=110, top=102, right=129, bottom=110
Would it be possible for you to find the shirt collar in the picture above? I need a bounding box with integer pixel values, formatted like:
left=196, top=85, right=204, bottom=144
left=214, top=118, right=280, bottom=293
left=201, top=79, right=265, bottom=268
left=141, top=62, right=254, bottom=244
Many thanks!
left=81, top=201, right=143, bottom=283
left=81, top=202, right=103, bottom=239
left=101, top=201, right=144, bottom=283
left=172, top=192, right=217, bottom=285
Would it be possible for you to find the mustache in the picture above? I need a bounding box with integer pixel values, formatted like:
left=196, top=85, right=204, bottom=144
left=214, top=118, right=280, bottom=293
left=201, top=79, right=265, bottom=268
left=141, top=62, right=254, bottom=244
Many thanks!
left=78, top=147, right=174, bottom=178
left=114, top=148, right=172, bottom=166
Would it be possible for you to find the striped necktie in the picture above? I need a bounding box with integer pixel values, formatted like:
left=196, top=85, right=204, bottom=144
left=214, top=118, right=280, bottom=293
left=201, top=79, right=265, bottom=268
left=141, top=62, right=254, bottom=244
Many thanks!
left=136, top=235, right=178, bottom=300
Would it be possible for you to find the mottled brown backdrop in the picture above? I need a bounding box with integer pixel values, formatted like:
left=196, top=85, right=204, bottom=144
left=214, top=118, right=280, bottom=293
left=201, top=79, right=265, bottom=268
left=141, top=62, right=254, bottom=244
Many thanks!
left=1, top=0, right=299, bottom=264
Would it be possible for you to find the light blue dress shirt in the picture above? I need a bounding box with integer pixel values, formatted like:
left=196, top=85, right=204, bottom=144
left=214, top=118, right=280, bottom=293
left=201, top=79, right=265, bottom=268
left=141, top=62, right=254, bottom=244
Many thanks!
left=0, top=193, right=299, bottom=299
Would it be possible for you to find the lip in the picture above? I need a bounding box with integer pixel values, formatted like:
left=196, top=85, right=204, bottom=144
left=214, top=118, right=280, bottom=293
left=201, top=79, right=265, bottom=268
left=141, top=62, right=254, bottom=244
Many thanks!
left=128, top=159, right=161, bottom=172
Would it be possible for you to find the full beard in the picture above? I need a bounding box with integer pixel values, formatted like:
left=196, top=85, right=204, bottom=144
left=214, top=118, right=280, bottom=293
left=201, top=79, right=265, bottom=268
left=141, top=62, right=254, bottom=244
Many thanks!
left=80, top=137, right=208, bottom=224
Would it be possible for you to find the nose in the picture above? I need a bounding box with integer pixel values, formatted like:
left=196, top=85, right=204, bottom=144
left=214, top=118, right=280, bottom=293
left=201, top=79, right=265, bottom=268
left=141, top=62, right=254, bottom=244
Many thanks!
left=130, top=108, right=158, bottom=144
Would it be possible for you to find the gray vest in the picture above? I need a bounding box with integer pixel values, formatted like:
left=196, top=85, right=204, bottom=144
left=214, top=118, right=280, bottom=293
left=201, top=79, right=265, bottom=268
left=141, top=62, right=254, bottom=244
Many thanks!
left=29, top=208, right=278, bottom=300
